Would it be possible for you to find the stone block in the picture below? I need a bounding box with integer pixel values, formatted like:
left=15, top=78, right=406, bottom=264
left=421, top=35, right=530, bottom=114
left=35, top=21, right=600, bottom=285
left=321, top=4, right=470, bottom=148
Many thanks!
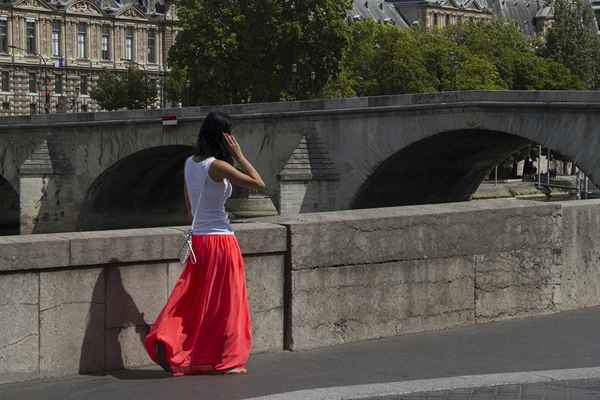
left=0, top=234, right=69, bottom=272
left=233, top=223, right=287, bottom=255
left=289, top=257, right=474, bottom=350
left=66, top=228, right=181, bottom=266
left=167, top=262, right=185, bottom=294
left=39, top=268, right=105, bottom=375
left=0, top=273, right=39, bottom=374
left=105, top=326, right=153, bottom=371
left=245, top=255, right=285, bottom=353
left=559, top=200, right=600, bottom=310
left=281, top=200, right=561, bottom=271
left=106, top=264, right=167, bottom=328
left=474, top=249, right=561, bottom=322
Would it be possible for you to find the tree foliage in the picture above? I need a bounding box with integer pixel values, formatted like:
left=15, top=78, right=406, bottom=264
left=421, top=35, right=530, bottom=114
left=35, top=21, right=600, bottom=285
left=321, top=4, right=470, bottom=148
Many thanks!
left=91, top=67, right=157, bottom=111
left=169, top=0, right=352, bottom=105
left=322, top=20, right=583, bottom=98
left=542, top=0, right=600, bottom=88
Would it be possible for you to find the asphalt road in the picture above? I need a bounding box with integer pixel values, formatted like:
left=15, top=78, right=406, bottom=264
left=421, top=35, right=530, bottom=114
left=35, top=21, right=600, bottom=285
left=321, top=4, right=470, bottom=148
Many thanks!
left=2, top=307, right=600, bottom=400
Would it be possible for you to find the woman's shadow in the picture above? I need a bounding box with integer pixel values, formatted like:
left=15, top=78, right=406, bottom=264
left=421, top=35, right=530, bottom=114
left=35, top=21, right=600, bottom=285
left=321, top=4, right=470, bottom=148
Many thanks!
left=79, top=269, right=170, bottom=380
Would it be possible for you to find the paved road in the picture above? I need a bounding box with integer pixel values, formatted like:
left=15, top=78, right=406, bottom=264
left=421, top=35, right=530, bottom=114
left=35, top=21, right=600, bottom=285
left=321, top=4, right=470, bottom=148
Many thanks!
left=2, top=307, right=600, bottom=400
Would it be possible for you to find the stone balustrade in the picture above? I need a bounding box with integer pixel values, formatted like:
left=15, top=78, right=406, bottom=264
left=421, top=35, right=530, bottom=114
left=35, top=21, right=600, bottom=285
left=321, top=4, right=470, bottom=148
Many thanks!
left=1, top=199, right=600, bottom=382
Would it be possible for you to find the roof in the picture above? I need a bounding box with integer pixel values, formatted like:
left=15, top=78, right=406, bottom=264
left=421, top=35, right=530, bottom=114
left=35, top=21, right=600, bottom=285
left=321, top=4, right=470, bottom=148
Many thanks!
left=348, top=0, right=410, bottom=27
left=487, top=0, right=545, bottom=35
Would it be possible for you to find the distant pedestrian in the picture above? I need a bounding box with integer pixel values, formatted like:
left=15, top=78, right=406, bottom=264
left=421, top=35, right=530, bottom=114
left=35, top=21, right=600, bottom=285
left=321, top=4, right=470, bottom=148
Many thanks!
left=145, top=111, right=265, bottom=376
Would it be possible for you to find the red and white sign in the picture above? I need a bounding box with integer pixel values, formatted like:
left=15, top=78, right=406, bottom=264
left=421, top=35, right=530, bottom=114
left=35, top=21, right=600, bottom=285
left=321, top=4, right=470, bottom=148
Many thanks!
left=161, top=115, right=178, bottom=128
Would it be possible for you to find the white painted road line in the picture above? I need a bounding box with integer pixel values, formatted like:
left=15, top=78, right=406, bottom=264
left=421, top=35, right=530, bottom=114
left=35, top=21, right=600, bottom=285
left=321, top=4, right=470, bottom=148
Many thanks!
left=242, top=366, right=600, bottom=400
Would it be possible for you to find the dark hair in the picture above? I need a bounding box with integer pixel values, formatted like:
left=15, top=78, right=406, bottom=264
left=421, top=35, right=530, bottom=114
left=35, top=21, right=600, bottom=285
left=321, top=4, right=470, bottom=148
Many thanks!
left=195, top=111, right=234, bottom=165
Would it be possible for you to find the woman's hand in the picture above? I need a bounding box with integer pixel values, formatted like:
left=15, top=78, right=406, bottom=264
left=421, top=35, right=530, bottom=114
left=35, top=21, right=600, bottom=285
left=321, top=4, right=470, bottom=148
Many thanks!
left=224, top=133, right=244, bottom=161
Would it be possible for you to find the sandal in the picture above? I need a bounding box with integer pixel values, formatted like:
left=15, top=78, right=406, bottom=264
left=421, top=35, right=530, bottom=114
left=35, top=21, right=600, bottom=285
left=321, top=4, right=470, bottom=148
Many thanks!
left=223, top=367, right=248, bottom=375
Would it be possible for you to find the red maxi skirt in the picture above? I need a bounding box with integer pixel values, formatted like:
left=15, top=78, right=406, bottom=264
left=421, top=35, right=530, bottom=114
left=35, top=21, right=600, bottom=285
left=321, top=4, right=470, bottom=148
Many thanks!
left=145, top=234, right=252, bottom=376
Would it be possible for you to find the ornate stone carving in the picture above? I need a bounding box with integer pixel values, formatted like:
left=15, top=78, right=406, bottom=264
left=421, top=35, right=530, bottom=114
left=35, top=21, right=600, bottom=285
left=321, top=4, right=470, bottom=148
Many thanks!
left=15, top=0, right=52, bottom=11
left=117, top=7, right=145, bottom=19
left=68, top=1, right=102, bottom=16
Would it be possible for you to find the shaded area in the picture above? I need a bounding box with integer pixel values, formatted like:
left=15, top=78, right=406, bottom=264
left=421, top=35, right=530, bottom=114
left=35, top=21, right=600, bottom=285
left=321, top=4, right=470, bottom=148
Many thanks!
left=0, top=176, right=19, bottom=235
left=79, top=146, right=194, bottom=231
left=352, top=129, right=530, bottom=209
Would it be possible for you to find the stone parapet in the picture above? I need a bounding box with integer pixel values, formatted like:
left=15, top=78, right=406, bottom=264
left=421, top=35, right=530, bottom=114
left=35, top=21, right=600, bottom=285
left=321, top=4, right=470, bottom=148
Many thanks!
left=0, top=222, right=287, bottom=380
left=3, top=200, right=600, bottom=381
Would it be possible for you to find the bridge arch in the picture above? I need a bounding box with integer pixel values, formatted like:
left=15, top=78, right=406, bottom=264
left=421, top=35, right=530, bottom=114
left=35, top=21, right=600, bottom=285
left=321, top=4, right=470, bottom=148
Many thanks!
left=79, top=145, right=195, bottom=231
left=0, top=175, right=19, bottom=235
left=350, top=128, right=578, bottom=209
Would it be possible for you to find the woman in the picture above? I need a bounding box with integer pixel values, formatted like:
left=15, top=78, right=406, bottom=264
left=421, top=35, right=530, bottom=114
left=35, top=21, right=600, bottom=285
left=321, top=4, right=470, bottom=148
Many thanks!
left=145, top=111, right=265, bottom=376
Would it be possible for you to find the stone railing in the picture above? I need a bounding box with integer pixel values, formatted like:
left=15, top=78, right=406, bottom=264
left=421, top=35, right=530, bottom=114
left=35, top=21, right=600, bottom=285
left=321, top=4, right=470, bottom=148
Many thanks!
left=0, top=222, right=286, bottom=381
left=2, top=199, right=600, bottom=382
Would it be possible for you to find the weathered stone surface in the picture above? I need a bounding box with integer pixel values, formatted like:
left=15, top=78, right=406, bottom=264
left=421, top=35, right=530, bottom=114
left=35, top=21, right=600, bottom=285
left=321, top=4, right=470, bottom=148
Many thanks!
left=0, top=273, right=39, bottom=374
left=66, top=228, right=181, bottom=266
left=289, top=257, right=474, bottom=350
left=474, top=249, right=561, bottom=322
left=39, top=268, right=105, bottom=375
left=105, top=326, right=152, bottom=371
left=106, top=264, right=167, bottom=328
left=245, top=255, right=285, bottom=353
left=0, top=234, right=69, bottom=272
left=233, top=223, right=287, bottom=255
left=167, top=262, right=185, bottom=294
left=281, top=200, right=561, bottom=271
left=559, top=200, right=600, bottom=310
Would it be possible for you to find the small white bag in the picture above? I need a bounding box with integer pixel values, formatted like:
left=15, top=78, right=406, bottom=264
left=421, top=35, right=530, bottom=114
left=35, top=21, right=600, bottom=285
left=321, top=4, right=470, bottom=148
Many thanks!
left=178, top=229, right=197, bottom=265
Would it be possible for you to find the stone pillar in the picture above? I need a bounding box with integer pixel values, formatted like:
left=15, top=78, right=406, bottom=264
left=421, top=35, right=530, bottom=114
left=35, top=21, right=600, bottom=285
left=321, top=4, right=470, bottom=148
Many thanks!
left=19, top=137, right=73, bottom=234
left=277, top=135, right=339, bottom=216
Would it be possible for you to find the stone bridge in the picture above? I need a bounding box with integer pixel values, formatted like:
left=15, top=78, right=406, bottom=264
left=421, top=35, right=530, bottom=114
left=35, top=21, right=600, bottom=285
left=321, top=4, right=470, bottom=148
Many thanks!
left=1, top=90, right=600, bottom=234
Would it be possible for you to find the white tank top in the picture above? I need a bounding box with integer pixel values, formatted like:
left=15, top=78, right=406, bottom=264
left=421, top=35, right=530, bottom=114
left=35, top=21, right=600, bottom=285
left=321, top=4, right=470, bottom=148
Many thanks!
left=184, top=156, right=234, bottom=235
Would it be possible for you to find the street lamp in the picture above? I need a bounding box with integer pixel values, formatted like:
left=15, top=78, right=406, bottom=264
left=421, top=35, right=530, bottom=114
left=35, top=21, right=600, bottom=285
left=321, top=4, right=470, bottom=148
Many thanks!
left=9, top=44, right=50, bottom=114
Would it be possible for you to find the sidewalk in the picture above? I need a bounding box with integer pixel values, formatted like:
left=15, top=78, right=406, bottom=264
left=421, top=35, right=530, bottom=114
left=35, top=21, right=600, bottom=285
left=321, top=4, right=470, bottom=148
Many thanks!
left=2, top=306, right=600, bottom=400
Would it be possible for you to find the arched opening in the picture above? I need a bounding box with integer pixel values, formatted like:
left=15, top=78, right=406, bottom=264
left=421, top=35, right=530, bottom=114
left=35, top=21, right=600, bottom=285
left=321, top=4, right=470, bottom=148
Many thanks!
left=0, top=176, right=19, bottom=235
left=79, top=145, right=195, bottom=231
left=352, top=129, right=532, bottom=209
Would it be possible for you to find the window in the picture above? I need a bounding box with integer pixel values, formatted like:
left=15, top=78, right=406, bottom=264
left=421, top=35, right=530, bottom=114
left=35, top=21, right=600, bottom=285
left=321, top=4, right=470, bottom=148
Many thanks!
left=52, top=21, right=61, bottom=57
left=28, top=72, right=37, bottom=93
left=147, top=30, right=156, bottom=63
left=78, top=22, right=87, bottom=59
left=1, top=71, right=9, bottom=92
left=2, top=101, right=9, bottom=111
left=101, top=26, right=111, bottom=60
left=445, top=14, right=451, bottom=26
left=80, top=75, right=88, bottom=95
left=0, top=19, right=7, bottom=53
left=26, top=21, right=36, bottom=54
left=125, top=28, right=134, bottom=61
left=81, top=104, right=88, bottom=112
left=29, top=102, right=36, bottom=114
left=54, top=74, right=62, bottom=94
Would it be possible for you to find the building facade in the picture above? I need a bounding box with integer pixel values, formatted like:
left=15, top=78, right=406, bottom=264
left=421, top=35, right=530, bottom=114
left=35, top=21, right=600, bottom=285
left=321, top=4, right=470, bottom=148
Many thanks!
left=0, top=0, right=176, bottom=116
left=390, top=0, right=493, bottom=28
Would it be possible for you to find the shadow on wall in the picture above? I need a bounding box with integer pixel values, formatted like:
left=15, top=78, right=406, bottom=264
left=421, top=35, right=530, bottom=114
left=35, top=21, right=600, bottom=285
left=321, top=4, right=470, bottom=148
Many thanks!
left=79, top=268, right=166, bottom=379
left=79, top=146, right=195, bottom=231
left=352, top=129, right=531, bottom=209
left=0, top=175, right=19, bottom=235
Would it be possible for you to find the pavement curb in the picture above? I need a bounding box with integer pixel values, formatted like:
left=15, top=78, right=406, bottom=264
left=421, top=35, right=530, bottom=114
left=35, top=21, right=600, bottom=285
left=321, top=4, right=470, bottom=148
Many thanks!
left=242, top=367, right=600, bottom=400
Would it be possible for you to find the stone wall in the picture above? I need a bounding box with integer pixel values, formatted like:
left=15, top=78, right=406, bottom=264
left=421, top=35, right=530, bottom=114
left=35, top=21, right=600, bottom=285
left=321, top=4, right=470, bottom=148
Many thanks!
left=2, top=199, right=600, bottom=381
left=0, top=222, right=286, bottom=381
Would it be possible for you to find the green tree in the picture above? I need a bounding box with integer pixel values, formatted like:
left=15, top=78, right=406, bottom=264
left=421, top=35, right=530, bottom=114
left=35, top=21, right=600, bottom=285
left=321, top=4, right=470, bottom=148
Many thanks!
left=165, top=65, right=188, bottom=106
left=90, top=70, right=124, bottom=111
left=123, top=67, right=158, bottom=110
left=542, top=0, right=600, bottom=88
left=169, top=0, right=351, bottom=105
left=90, top=67, right=157, bottom=111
